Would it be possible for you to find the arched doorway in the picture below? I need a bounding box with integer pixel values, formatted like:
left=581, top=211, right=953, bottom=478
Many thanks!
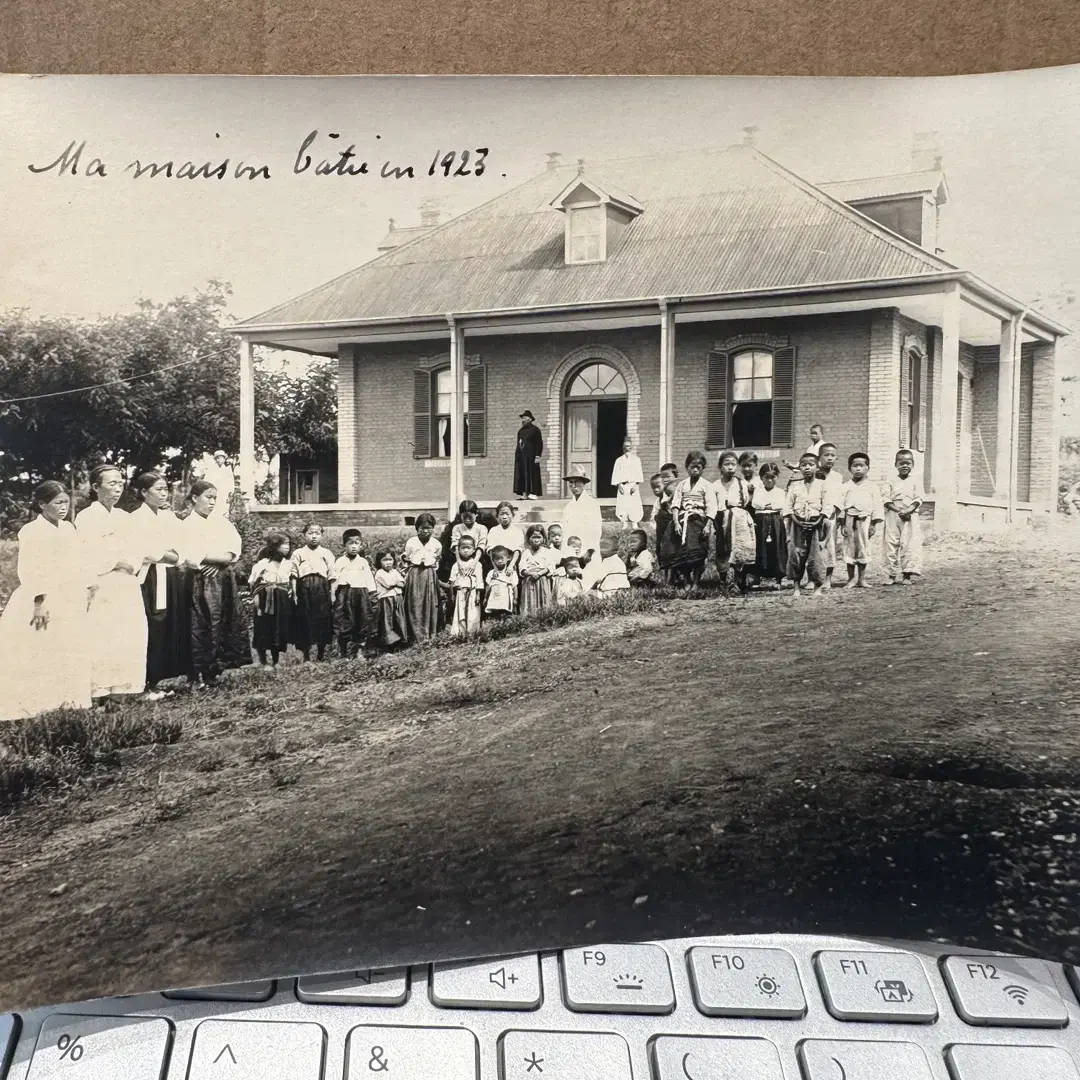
left=563, top=361, right=628, bottom=497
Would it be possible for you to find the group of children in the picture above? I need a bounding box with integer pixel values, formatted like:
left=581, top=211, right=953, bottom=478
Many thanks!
left=245, top=426, right=926, bottom=665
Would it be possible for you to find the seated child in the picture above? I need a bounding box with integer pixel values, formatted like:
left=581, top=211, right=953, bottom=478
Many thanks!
left=557, top=553, right=585, bottom=606
left=582, top=536, right=631, bottom=595
left=448, top=533, right=484, bottom=637
left=841, top=452, right=884, bottom=588
left=484, top=545, right=518, bottom=619
left=751, top=462, right=788, bottom=588
left=626, top=529, right=655, bottom=586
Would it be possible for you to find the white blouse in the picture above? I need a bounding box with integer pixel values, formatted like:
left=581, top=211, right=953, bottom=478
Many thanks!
left=182, top=509, right=243, bottom=567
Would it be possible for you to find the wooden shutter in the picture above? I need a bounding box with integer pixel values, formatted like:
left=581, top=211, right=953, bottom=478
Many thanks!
left=771, top=346, right=796, bottom=446
left=913, top=351, right=926, bottom=452
left=705, top=351, right=729, bottom=450
left=413, top=368, right=431, bottom=458
left=899, top=348, right=912, bottom=449
left=467, top=363, right=487, bottom=457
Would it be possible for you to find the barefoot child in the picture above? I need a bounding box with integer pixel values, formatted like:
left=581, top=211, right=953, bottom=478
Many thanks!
left=670, top=452, right=716, bottom=587
left=815, top=443, right=845, bottom=592
left=841, top=453, right=883, bottom=588
left=249, top=532, right=295, bottom=667
left=882, top=449, right=924, bottom=585
left=713, top=450, right=755, bottom=592
left=484, top=545, right=518, bottom=619
left=403, top=513, right=442, bottom=642
left=612, top=436, right=644, bottom=530
left=373, top=551, right=408, bottom=650
left=448, top=533, right=484, bottom=637
left=557, top=553, right=585, bottom=605
left=519, top=523, right=556, bottom=615
left=487, top=501, right=525, bottom=573
left=783, top=453, right=829, bottom=598
left=654, top=463, right=679, bottom=584
left=292, top=522, right=335, bottom=661
left=627, top=529, right=655, bottom=586
left=331, top=528, right=375, bottom=658
left=752, top=462, right=787, bottom=588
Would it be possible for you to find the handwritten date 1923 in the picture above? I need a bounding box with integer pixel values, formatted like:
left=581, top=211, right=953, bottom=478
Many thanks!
left=428, top=149, right=489, bottom=178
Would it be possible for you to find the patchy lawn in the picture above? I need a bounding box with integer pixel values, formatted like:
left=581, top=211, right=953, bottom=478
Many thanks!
left=0, top=527, right=1079, bottom=1012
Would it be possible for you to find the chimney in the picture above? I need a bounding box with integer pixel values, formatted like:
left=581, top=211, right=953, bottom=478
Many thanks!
left=419, top=199, right=441, bottom=228
left=911, top=131, right=943, bottom=172
left=742, top=125, right=759, bottom=147
left=546, top=152, right=562, bottom=172
left=576, top=158, right=586, bottom=175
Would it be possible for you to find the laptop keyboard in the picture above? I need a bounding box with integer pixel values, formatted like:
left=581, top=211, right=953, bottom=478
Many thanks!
left=3, top=933, right=1080, bottom=1078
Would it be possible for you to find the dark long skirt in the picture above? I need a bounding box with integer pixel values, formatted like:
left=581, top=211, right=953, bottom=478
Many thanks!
left=252, top=584, right=293, bottom=651
left=141, top=565, right=191, bottom=686
left=519, top=574, right=556, bottom=616
left=513, top=449, right=543, bottom=497
left=667, top=516, right=710, bottom=576
left=786, top=517, right=828, bottom=586
left=188, top=567, right=252, bottom=680
left=404, top=565, right=440, bottom=643
left=754, top=511, right=788, bottom=581
left=333, top=584, right=374, bottom=646
left=654, top=507, right=676, bottom=570
left=293, top=574, right=334, bottom=650
left=377, top=595, right=408, bottom=648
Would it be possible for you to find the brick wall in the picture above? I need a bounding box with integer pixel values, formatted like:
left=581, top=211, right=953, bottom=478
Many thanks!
left=1029, top=340, right=1058, bottom=510
left=1016, top=344, right=1035, bottom=503
left=969, top=347, right=999, bottom=498
left=337, top=347, right=359, bottom=501
left=867, top=309, right=902, bottom=479
left=957, top=344, right=975, bottom=498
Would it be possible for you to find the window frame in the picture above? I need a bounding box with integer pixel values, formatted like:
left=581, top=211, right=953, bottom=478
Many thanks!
left=706, top=344, right=796, bottom=451
left=566, top=203, right=607, bottom=265
left=433, top=366, right=470, bottom=459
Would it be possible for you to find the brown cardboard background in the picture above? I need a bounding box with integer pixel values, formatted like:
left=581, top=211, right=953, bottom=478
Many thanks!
left=1, top=0, right=1078, bottom=75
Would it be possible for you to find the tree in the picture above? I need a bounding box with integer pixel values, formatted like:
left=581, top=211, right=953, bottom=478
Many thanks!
left=255, top=358, right=337, bottom=461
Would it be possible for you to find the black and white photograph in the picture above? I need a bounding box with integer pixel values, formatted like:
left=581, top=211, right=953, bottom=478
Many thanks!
left=1, top=69, right=1080, bottom=1049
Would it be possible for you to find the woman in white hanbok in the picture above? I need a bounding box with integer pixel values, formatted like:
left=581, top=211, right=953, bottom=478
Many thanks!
left=76, top=465, right=148, bottom=703
left=128, top=472, right=188, bottom=696
left=0, top=481, right=93, bottom=721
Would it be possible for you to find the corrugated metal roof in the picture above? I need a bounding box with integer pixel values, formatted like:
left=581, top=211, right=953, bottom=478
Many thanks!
left=241, top=146, right=955, bottom=329
left=376, top=224, right=436, bottom=251
left=819, top=170, right=948, bottom=204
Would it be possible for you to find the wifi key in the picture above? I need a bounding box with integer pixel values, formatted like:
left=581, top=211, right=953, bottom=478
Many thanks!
left=942, top=956, right=1068, bottom=1027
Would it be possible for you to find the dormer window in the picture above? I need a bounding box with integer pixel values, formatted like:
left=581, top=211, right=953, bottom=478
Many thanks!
left=550, top=175, right=643, bottom=266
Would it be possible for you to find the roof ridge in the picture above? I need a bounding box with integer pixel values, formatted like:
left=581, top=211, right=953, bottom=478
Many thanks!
left=747, top=147, right=955, bottom=272
left=819, top=168, right=944, bottom=185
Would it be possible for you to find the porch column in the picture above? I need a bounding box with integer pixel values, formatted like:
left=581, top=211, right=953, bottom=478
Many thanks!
left=1029, top=337, right=1058, bottom=513
left=930, top=282, right=961, bottom=530
left=448, top=315, right=466, bottom=518
left=994, top=315, right=1019, bottom=502
left=658, top=299, right=675, bottom=469
left=238, top=336, right=256, bottom=500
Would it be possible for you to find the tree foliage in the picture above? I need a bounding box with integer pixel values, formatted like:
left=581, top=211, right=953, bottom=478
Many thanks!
left=0, top=282, right=336, bottom=532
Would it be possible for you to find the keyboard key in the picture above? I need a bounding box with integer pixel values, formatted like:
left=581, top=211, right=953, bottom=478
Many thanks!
left=799, top=1039, right=934, bottom=1079
left=346, top=1025, right=477, bottom=1080
left=0, top=1015, right=19, bottom=1078
left=651, top=1035, right=784, bottom=1079
left=431, top=955, right=541, bottom=1009
left=942, top=956, right=1068, bottom=1027
left=296, top=968, right=409, bottom=1005
left=500, top=1030, right=631, bottom=1080
left=163, top=979, right=276, bottom=1002
left=561, top=944, right=675, bottom=1014
left=815, top=950, right=937, bottom=1022
left=946, top=1044, right=1080, bottom=1079
left=187, top=1018, right=324, bottom=1080
left=687, top=946, right=806, bottom=1018
left=28, top=1014, right=171, bottom=1080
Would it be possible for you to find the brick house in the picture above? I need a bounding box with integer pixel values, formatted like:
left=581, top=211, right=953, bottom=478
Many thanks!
left=234, top=143, right=1066, bottom=531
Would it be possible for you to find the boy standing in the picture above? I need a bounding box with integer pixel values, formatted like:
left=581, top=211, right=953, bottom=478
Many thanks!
left=782, top=452, right=829, bottom=598
left=816, top=442, right=844, bottom=592
left=881, top=450, right=924, bottom=585
left=840, top=453, right=883, bottom=588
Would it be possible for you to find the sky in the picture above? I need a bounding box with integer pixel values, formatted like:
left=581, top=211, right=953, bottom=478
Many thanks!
left=2, top=70, right=1080, bottom=330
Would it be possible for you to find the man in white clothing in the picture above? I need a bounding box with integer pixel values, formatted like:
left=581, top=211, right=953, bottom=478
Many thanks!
left=197, top=451, right=236, bottom=516
left=560, top=464, right=603, bottom=562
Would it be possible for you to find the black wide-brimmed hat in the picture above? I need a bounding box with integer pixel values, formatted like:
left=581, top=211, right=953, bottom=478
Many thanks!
left=519, top=410, right=535, bottom=421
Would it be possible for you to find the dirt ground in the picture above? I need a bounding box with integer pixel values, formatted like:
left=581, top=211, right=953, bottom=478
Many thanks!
left=2, top=530, right=1080, bottom=1012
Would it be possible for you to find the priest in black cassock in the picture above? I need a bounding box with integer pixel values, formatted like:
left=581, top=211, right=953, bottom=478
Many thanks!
left=513, top=410, right=544, bottom=500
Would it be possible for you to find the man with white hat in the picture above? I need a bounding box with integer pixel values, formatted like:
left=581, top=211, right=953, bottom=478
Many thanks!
left=561, top=463, right=603, bottom=562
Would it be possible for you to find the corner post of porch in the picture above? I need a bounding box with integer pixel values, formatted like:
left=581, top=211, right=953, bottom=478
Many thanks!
left=1029, top=333, right=1059, bottom=513
left=658, top=298, right=675, bottom=469
left=994, top=314, right=1019, bottom=505
left=447, top=314, right=466, bottom=519
left=930, top=281, right=961, bottom=530
left=238, top=336, right=256, bottom=501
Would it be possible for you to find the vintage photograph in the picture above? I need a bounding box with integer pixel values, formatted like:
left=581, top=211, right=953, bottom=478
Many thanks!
left=0, top=72, right=1078, bottom=1011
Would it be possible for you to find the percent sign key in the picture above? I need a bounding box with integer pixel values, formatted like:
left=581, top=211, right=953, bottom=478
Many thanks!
left=57, top=1034, right=85, bottom=1061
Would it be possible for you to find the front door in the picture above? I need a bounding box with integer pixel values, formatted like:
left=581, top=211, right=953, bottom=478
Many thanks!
left=564, top=401, right=597, bottom=496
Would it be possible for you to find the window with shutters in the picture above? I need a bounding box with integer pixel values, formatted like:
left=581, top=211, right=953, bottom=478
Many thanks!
left=413, top=362, right=487, bottom=459
left=900, top=348, right=923, bottom=451
left=707, top=346, right=796, bottom=449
